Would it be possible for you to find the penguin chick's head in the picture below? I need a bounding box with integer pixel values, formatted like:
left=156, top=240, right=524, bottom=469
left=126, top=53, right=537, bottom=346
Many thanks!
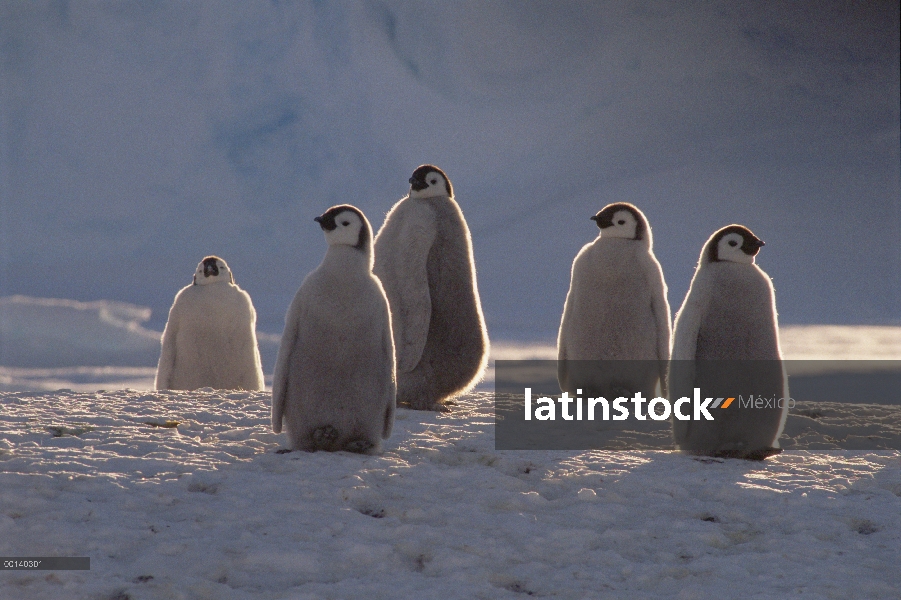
left=315, top=205, right=372, bottom=252
left=408, top=164, right=453, bottom=199
left=193, top=256, right=234, bottom=285
left=704, top=225, right=765, bottom=264
left=591, top=202, right=648, bottom=242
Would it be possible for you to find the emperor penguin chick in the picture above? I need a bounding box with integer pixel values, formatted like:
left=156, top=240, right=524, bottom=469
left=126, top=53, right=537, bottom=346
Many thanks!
left=373, top=165, right=489, bottom=411
left=272, top=205, right=396, bottom=454
left=669, top=225, right=787, bottom=460
left=557, top=202, right=671, bottom=399
left=155, top=256, right=265, bottom=391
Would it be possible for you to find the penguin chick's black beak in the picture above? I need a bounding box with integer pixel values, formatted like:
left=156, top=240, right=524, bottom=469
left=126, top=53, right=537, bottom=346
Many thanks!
left=315, top=215, right=337, bottom=231
left=591, top=213, right=614, bottom=229
left=409, top=174, right=429, bottom=192
left=742, top=237, right=765, bottom=256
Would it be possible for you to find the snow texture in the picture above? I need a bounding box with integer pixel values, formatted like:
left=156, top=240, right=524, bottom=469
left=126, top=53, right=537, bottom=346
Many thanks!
left=1, top=390, right=899, bottom=599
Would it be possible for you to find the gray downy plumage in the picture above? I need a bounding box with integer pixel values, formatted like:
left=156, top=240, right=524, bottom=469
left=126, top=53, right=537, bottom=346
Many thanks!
left=271, top=205, right=396, bottom=453
left=669, top=225, right=787, bottom=460
left=155, top=256, right=265, bottom=391
left=557, top=202, right=671, bottom=400
left=373, top=165, right=489, bottom=411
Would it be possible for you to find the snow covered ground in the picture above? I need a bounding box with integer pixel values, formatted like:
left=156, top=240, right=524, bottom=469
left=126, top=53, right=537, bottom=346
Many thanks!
left=1, top=304, right=900, bottom=597
left=1, top=389, right=899, bottom=599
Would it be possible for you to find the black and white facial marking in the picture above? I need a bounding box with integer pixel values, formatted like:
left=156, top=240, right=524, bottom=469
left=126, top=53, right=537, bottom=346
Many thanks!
left=706, top=225, right=765, bottom=264
left=314, top=204, right=371, bottom=251
left=590, top=202, right=647, bottom=241
left=202, top=257, right=220, bottom=278
left=408, top=164, right=453, bottom=199
left=193, top=255, right=234, bottom=285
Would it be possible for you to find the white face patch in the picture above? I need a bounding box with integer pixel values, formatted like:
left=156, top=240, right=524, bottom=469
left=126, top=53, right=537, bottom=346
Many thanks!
left=717, top=233, right=755, bottom=264
left=410, top=171, right=448, bottom=199
left=323, top=210, right=364, bottom=247
left=601, top=210, right=638, bottom=240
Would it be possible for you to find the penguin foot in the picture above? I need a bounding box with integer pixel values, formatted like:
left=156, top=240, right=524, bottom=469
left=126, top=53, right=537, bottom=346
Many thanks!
left=412, top=401, right=450, bottom=412
left=741, top=447, right=783, bottom=461
left=692, top=456, right=725, bottom=464
left=400, top=396, right=450, bottom=412
left=311, top=425, right=341, bottom=451
left=344, top=439, right=375, bottom=454
left=274, top=448, right=292, bottom=455
left=712, top=447, right=783, bottom=461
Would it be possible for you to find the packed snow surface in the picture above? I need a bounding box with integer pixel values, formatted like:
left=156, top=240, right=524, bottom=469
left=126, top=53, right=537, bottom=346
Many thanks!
left=1, top=390, right=899, bottom=599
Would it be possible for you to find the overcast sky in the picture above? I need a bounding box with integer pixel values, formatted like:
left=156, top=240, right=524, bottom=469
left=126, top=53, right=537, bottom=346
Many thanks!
left=1, top=1, right=898, bottom=339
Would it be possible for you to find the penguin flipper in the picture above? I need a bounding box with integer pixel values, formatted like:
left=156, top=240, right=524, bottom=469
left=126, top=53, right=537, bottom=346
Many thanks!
left=154, top=297, right=181, bottom=390
left=311, top=425, right=341, bottom=451
left=344, top=438, right=375, bottom=454
left=647, top=257, right=672, bottom=396
left=669, top=273, right=711, bottom=402
left=382, top=397, right=395, bottom=439
left=377, top=204, right=436, bottom=373
left=381, top=312, right=397, bottom=440
left=272, top=293, right=304, bottom=434
left=556, top=342, right=570, bottom=393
